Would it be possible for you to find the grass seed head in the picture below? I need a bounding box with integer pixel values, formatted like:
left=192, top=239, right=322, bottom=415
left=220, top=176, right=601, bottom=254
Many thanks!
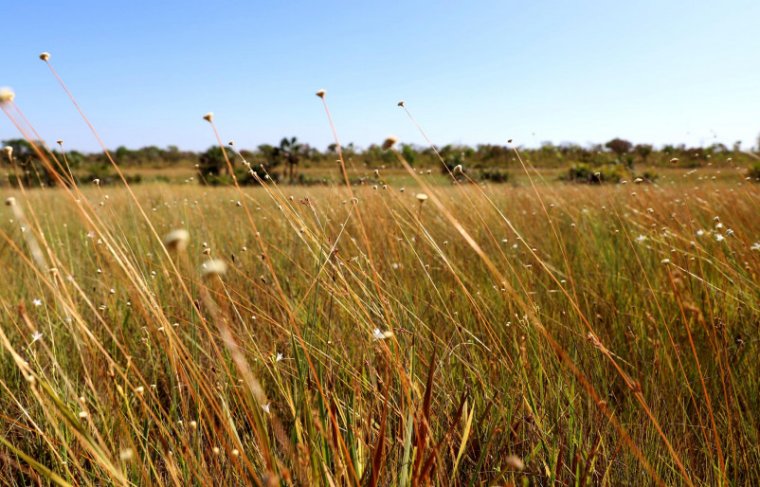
left=200, top=259, right=227, bottom=278
left=382, top=136, right=397, bottom=150
left=163, top=229, right=190, bottom=252
left=0, top=87, right=16, bottom=104
left=505, top=454, right=525, bottom=471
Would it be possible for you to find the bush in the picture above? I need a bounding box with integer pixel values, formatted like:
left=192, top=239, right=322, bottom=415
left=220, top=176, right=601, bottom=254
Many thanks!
left=477, top=168, right=510, bottom=183
left=748, top=162, right=760, bottom=181
left=562, top=163, right=625, bottom=184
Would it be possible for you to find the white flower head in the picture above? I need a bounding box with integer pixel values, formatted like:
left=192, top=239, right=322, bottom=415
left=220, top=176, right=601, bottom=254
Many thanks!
left=32, top=298, right=42, bottom=307
left=0, top=87, right=15, bottom=104
left=415, top=193, right=429, bottom=203
left=163, top=229, right=190, bottom=252
left=199, top=259, right=227, bottom=278
left=372, top=328, right=393, bottom=341
left=31, top=331, right=43, bottom=343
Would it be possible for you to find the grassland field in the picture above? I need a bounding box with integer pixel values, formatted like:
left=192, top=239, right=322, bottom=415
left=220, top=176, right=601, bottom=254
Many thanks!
left=0, top=164, right=758, bottom=485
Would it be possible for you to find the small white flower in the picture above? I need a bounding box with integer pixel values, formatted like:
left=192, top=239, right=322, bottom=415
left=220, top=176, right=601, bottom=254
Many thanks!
left=635, top=235, right=647, bottom=243
left=275, top=352, right=283, bottom=363
left=261, top=403, right=271, bottom=414
left=163, top=229, right=189, bottom=252
left=199, top=259, right=227, bottom=278
left=696, top=229, right=705, bottom=237
left=372, top=328, right=394, bottom=341
left=751, top=242, right=760, bottom=252
left=32, top=299, right=42, bottom=307
left=715, top=234, right=725, bottom=242
left=31, top=331, right=43, bottom=343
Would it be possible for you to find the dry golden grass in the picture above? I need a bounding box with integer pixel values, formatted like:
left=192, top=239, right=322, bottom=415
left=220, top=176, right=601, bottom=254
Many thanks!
left=0, top=175, right=758, bottom=485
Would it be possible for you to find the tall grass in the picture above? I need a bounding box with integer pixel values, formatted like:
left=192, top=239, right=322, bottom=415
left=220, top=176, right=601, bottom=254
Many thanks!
left=1, top=66, right=759, bottom=485
left=0, top=176, right=758, bottom=484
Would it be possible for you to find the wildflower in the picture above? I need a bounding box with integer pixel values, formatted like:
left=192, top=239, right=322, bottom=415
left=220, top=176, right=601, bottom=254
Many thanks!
left=39, top=52, right=50, bottom=61
left=275, top=352, right=283, bottom=363
left=92, top=178, right=100, bottom=186
left=32, top=298, right=42, bottom=307
left=78, top=411, right=88, bottom=419
left=199, top=259, right=227, bottom=278
left=3, top=146, right=12, bottom=158
left=315, top=89, right=326, bottom=98
left=119, top=448, right=134, bottom=461
left=715, top=234, right=725, bottom=242
left=163, top=229, right=190, bottom=252
left=0, top=87, right=17, bottom=105
left=415, top=193, right=429, bottom=203
left=135, top=386, right=145, bottom=394
left=203, top=112, right=214, bottom=122
left=751, top=242, right=760, bottom=252
left=382, top=136, right=397, bottom=150
left=696, top=229, right=705, bottom=237
left=635, top=235, right=647, bottom=243
left=231, top=449, right=240, bottom=457
left=670, top=157, right=679, bottom=164
left=453, top=164, right=463, bottom=174
left=261, top=403, right=271, bottom=414
left=372, top=328, right=393, bottom=341
left=661, top=258, right=671, bottom=264
left=31, top=331, right=43, bottom=343
left=397, top=100, right=405, bottom=107
left=212, top=447, right=221, bottom=455
left=56, top=139, right=63, bottom=146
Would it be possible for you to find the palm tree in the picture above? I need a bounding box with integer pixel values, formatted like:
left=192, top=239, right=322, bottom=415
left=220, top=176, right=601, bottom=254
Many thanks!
left=276, top=136, right=303, bottom=183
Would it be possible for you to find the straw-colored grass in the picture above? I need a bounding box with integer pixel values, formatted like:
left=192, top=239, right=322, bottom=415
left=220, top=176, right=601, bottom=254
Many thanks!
left=0, top=175, right=758, bottom=485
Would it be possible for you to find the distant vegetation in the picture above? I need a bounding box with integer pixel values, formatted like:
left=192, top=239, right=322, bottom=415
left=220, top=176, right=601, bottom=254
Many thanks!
left=3, top=137, right=759, bottom=187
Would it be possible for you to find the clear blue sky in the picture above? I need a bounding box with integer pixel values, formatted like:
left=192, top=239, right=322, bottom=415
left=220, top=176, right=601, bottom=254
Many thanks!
left=2, top=0, right=759, bottom=152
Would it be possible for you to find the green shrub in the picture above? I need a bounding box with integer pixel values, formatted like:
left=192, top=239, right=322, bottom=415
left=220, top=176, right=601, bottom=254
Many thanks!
left=477, top=168, right=510, bottom=183
left=562, top=163, right=625, bottom=184
left=748, top=162, right=760, bottom=181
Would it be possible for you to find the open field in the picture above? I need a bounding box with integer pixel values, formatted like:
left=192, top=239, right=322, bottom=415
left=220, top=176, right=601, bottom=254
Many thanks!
left=0, top=171, right=758, bottom=485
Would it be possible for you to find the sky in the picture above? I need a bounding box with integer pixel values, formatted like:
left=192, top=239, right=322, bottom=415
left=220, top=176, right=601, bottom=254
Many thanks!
left=2, top=0, right=759, bottom=152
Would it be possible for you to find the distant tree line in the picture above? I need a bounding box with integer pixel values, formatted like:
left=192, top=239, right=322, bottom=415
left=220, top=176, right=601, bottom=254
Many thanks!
left=2, top=136, right=759, bottom=187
